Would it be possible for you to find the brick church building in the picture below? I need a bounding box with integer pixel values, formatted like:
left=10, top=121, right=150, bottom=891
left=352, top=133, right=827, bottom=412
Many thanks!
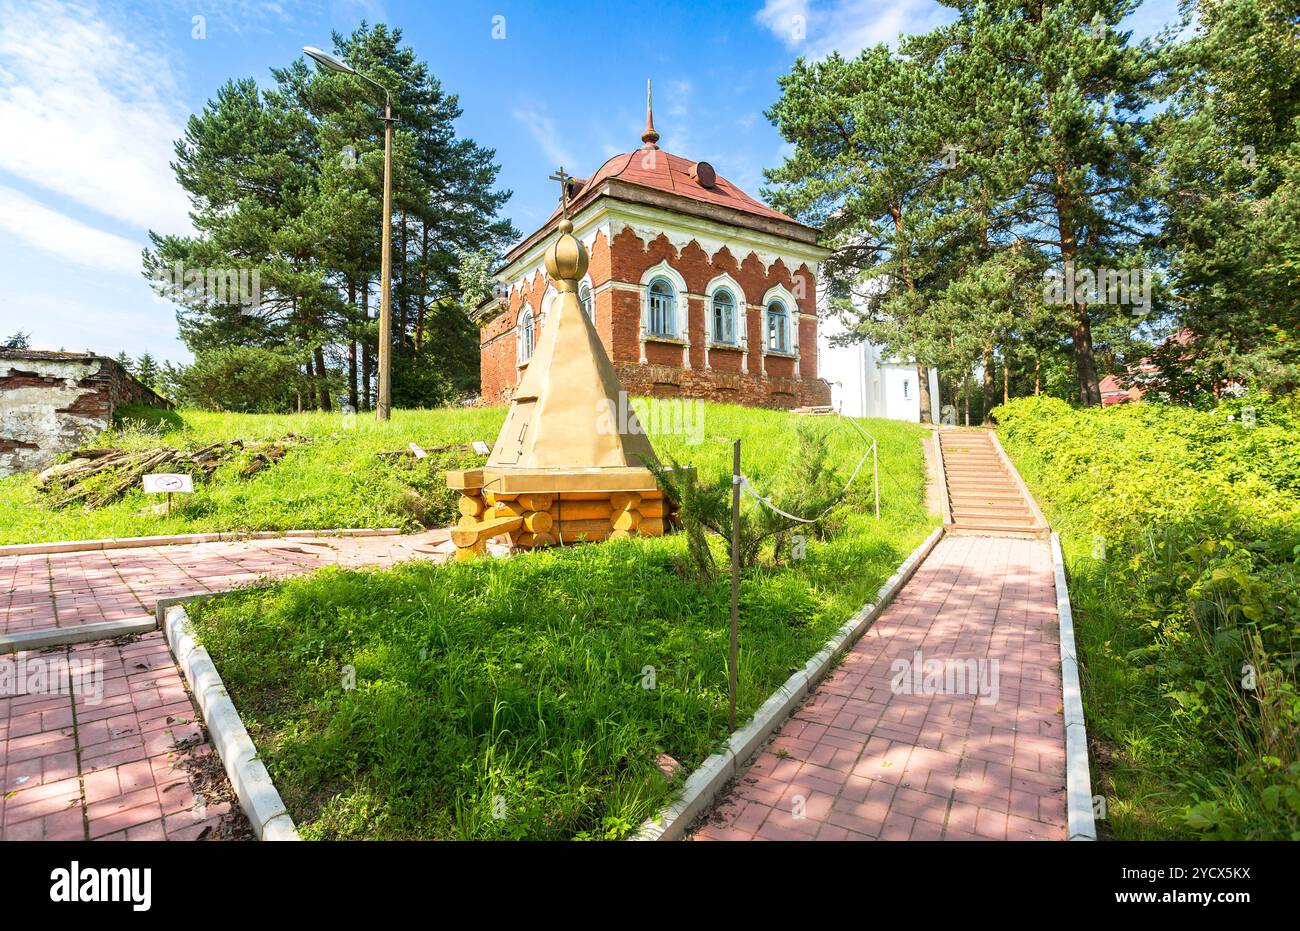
left=475, top=88, right=833, bottom=410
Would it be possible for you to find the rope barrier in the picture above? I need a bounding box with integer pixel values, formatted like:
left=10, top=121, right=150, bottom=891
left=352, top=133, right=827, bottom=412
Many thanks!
left=733, top=408, right=880, bottom=525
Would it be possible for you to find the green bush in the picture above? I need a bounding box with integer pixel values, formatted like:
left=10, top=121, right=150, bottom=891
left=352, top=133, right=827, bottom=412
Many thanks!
left=994, top=394, right=1300, bottom=839
left=179, top=346, right=320, bottom=413
left=112, top=403, right=185, bottom=433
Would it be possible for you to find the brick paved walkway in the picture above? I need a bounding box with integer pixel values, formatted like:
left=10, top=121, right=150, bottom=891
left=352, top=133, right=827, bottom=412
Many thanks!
left=1, top=632, right=246, bottom=840
left=1, top=531, right=450, bottom=637
left=1, top=530, right=452, bottom=841
left=694, top=535, right=1067, bottom=841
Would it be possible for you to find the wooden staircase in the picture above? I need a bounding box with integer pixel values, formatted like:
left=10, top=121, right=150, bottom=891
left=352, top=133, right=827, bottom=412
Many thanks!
left=938, top=429, right=1048, bottom=539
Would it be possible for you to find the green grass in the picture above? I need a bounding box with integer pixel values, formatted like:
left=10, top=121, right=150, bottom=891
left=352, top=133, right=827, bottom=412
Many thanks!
left=995, top=395, right=1300, bottom=840
left=185, top=404, right=935, bottom=840
left=0, top=408, right=504, bottom=544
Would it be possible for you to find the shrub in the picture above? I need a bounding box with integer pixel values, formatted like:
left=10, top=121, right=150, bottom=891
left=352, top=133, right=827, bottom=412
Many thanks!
left=180, top=346, right=318, bottom=413
left=994, top=393, right=1300, bottom=839
left=112, top=403, right=184, bottom=433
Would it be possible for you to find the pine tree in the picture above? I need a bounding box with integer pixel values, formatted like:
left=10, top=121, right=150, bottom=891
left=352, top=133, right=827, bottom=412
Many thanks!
left=1153, top=0, right=1300, bottom=394
left=767, top=1, right=1162, bottom=409
left=143, top=22, right=515, bottom=412
left=134, top=352, right=161, bottom=391
left=764, top=45, right=956, bottom=422
left=916, top=0, right=1162, bottom=406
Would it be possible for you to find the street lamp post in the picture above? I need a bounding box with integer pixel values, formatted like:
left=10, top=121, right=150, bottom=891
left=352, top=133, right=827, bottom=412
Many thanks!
left=304, top=46, right=396, bottom=421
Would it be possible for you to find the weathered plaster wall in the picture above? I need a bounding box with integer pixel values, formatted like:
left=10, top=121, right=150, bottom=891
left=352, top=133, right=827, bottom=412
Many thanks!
left=0, top=352, right=172, bottom=477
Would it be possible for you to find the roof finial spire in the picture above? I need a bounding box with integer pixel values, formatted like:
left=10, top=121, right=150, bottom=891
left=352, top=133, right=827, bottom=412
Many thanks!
left=641, top=78, right=659, bottom=149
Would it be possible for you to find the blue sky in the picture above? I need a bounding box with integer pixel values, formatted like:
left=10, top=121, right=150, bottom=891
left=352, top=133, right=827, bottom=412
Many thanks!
left=0, top=0, right=1183, bottom=364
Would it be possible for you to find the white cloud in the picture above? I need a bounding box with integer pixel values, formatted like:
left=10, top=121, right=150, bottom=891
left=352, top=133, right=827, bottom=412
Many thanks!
left=663, top=79, right=692, bottom=118
left=0, top=185, right=142, bottom=273
left=0, top=0, right=192, bottom=234
left=756, top=0, right=955, bottom=58
left=511, top=104, right=578, bottom=172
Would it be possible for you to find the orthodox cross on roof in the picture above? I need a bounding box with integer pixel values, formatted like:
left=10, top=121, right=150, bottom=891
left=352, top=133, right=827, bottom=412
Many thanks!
left=548, top=166, right=574, bottom=217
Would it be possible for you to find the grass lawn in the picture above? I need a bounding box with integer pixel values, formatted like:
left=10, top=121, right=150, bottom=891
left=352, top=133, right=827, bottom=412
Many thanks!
left=185, top=404, right=935, bottom=840
left=0, top=408, right=503, bottom=544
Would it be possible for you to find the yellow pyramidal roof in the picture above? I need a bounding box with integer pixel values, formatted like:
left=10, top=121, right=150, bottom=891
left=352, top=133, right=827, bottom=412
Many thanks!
left=480, top=218, right=660, bottom=491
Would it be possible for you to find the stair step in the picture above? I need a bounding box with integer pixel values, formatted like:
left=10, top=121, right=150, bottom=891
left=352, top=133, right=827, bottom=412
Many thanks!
left=951, top=491, right=1029, bottom=504
left=948, top=526, right=1051, bottom=540
left=952, top=508, right=1034, bottom=520
left=952, top=517, right=1040, bottom=530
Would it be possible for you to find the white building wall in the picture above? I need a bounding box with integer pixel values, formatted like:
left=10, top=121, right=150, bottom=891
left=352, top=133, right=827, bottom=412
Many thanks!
left=818, top=304, right=940, bottom=423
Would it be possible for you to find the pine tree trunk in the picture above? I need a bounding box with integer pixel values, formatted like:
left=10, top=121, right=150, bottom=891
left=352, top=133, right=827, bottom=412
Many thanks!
left=397, top=213, right=409, bottom=347
left=1003, top=353, right=1010, bottom=404
left=916, top=363, right=933, bottom=423
left=1071, top=311, right=1103, bottom=406
left=1035, top=354, right=1042, bottom=395
left=962, top=370, right=970, bottom=426
left=1055, top=190, right=1102, bottom=406
left=981, top=346, right=995, bottom=425
left=348, top=281, right=359, bottom=413
left=416, top=225, right=429, bottom=352
left=314, top=346, right=330, bottom=411
left=361, top=285, right=372, bottom=411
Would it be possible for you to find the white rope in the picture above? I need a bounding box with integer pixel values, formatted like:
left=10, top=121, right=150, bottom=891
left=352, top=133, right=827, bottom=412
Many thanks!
left=734, top=409, right=877, bottom=524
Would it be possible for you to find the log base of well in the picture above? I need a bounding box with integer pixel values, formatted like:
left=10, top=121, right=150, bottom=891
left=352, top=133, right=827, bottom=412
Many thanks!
left=446, top=467, right=676, bottom=562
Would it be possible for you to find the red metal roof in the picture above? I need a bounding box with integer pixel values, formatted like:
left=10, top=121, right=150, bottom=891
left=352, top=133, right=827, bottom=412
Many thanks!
left=558, top=147, right=799, bottom=225
left=500, top=86, right=819, bottom=270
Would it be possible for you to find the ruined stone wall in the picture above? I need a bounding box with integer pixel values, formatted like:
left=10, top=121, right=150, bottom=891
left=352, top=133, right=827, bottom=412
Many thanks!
left=0, top=352, right=172, bottom=477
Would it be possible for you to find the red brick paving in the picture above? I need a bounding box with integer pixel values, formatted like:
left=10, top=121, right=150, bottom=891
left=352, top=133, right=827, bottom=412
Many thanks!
left=1, top=632, right=243, bottom=841
left=0, top=531, right=455, bottom=842
left=1, top=531, right=449, bottom=637
left=694, top=535, right=1067, bottom=841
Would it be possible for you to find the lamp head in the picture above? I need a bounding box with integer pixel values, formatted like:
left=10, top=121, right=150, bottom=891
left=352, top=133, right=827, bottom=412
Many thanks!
left=303, top=46, right=355, bottom=74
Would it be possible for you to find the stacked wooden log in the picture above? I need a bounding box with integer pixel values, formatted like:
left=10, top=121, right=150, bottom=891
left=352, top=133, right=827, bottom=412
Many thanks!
left=36, top=435, right=309, bottom=508
left=449, top=486, right=669, bottom=561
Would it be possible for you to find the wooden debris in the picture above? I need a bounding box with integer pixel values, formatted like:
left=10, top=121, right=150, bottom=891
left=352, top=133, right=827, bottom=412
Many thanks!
left=38, top=435, right=309, bottom=509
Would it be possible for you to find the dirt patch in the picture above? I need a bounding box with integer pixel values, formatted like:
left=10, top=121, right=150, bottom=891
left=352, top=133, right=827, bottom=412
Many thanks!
left=173, top=733, right=255, bottom=841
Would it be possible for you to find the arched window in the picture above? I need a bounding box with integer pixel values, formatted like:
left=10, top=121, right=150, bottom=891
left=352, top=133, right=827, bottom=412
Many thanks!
left=766, top=300, right=788, bottom=352
left=520, top=307, right=535, bottom=362
left=647, top=277, right=676, bottom=337
left=579, top=283, right=594, bottom=319
left=711, top=288, right=737, bottom=344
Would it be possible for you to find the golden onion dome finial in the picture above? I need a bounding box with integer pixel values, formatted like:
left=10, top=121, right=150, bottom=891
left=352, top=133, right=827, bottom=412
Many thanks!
left=545, top=218, right=587, bottom=292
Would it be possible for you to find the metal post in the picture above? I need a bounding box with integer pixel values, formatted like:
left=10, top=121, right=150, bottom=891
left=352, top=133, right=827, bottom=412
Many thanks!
left=729, top=439, right=741, bottom=733
left=376, top=94, right=395, bottom=422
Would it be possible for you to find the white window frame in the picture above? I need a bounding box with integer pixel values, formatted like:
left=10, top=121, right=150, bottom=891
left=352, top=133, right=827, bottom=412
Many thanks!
left=638, top=261, right=690, bottom=368
left=766, top=299, right=790, bottom=353
left=646, top=277, right=677, bottom=338
left=517, top=305, right=535, bottom=365
left=759, top=283, right=800, bottom=376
